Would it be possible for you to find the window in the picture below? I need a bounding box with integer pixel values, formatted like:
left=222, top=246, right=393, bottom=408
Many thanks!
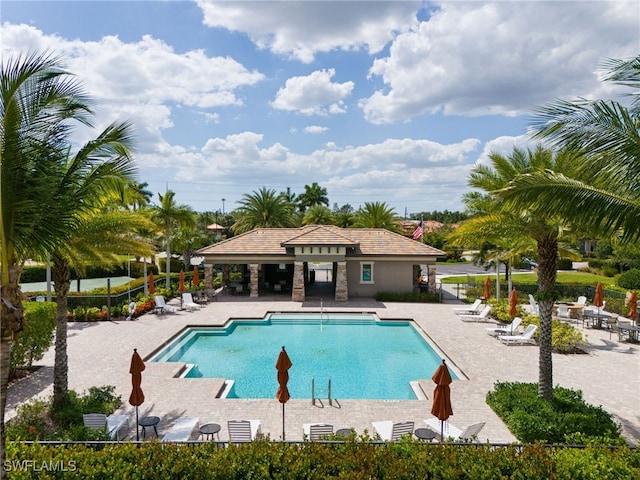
left=360, top=262, right=374, bottom=284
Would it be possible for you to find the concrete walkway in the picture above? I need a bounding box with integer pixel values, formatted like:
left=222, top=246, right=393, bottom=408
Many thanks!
left=6, top=296, right=639, bottom=444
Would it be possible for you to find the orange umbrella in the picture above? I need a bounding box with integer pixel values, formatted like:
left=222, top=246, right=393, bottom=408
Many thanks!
left=193, top=266, right=200, bottom=287
left=148, top=272, right=155, bottom=295
left=129, top=348, right=146, bottom=441
left=483, top=277, right=491, bottom=300
left=594, top=282, right=603, bottom=308
left=508, top=289, right=518, bottom=318
left=178, top=270, right=185, bottom=293
left=275, top=346, right=292, bottom=441
left=431, top=359, right=453, bottom=441
left=628, top=291, right=638, bottom=320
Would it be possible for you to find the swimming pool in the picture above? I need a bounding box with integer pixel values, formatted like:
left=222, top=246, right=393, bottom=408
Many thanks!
left=150, top=313, right=458, bottom=400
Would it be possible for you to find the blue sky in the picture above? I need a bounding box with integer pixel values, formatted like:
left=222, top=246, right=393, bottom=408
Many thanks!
left=2, top=1, right=639, bottom=216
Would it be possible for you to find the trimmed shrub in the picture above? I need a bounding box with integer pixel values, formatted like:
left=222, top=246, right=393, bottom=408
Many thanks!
left=375, top=291, right=440, bottom=303
left=10, top=301, right=56, bottom=379
left=617, top=268, right=640, bottom=290
left=486, top=382, right=623, bottom=445
left=557, top=258, right=573, bottom=270
left=519, top=316, right=586, bottom=353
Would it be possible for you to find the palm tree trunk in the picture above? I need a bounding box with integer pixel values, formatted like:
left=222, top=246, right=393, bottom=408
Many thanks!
left=1, top=257, right=25, bottom=479
left=536, top=234, right=558, bottom=401
left=52, top=255, right=71, bottom=409
left=165, top=226, right=171, bottom=289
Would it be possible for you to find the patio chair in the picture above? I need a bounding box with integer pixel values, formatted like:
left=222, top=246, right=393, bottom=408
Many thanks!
left=459, top=305, right=492, bottom=322
left=453, top=299, right=483, bottom=316
left=83, top=413, right=129, bottom=440
left=486, top=317, right=521, bottom=336
left=303, top=423, right=334, bottom=441
left=499, top=324, right=537, bottom=345
left=424, top=418, right=485, bottom=443
left=528, top=294, right=539, bottom=315
left=182, top=293, right=201, bottom=311
left=161, top=417, right=199, bottom=442
left=154, top=296, right=176, bottom=314
left=554, top=304, right=571, bottom=321
left=228, top=420, right=261, bottom=443
left=371, top=420, right=415, bottom=441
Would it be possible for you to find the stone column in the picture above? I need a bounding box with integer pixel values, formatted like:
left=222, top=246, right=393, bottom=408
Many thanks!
left=249, top=264, right=259, bottom=298
left=335, top=261, right=348, bottom=302
left=428, top=264, right=436, bottom=294
left=204, top=265, right=214, bottom=289
left=292, top=261, right=305, bottom=302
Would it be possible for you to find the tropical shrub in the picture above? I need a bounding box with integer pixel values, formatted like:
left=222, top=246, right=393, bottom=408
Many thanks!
left=375, top=291, right=440, bottom=303
left=519, top=316, right=585, bottom=353
left=9, top=301, right=57, bottom=379
left=617, top=268, right=640, bottom=290
left=486, top=382, right=623, bottom=445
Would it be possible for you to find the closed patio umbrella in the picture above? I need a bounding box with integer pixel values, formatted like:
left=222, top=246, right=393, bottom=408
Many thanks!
left=508, top=288, right=518, bottom=319
left=178, top=270, right=185, bottom=293
left=148, top=272, right=155, bottom=295
left=275, top=346, right=292, bottom=441
left=193, top=266, right=200, bottom=287
left=129, top=348, right=146, bottom=441
left=430, top=359, right=453, bottom=441
left=594, top=282, right=604, bottom=327
left=628, top=291, right=637, bottom=321
left=483, top=277, right=491, bottom=300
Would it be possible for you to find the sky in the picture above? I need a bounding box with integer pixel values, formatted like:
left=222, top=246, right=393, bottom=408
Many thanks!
left=2, top=1, right=639, bottom=217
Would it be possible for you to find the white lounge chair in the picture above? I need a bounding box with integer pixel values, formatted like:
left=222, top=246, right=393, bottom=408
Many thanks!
left=228, top=420, right=261, bottom=443
left=459, top=305, right=492, bottom=322
left=83, top=413, right=129, bottom=440
left=182, top=293, right=201, bottom=311
left=303, top=423, right=334, bottom=441
left=528, top=294, right=539, bottom=315
left=453, top=299, right=483, bottom=316
left=499, top=324, right=537, bottom=345
left=162, top=417, right=199, bottom=442
left=154, top=296, right=176, bottom=314
left=371, top=421, right=414, bottom=441
left=424, top=418, right=485, bottom=443
left=554, top=304, right=571, bottom=321
left=486, top=317, right=521, bottom=336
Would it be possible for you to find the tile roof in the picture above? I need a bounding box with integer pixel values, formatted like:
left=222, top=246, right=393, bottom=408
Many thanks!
left=197, top=225, right=445, bottom=258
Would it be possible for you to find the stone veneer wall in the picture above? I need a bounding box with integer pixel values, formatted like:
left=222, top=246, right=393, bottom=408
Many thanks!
left=205, top=265, right=214, bottom=289
left=292, top=261, right=305, bottom=301
left=335, top=261, right=348, bottom=301
left=249, top=264, right=259, bottom=297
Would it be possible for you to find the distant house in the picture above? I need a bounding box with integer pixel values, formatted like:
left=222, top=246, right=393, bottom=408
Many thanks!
left=196, top=225, right=445, bottom=302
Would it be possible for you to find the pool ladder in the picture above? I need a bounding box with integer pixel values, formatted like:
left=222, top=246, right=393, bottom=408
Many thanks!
left=311, top=376, right=332, bottom=406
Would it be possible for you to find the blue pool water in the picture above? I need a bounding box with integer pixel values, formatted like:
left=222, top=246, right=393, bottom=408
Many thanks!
left=150, top=313, right=456, bottom=400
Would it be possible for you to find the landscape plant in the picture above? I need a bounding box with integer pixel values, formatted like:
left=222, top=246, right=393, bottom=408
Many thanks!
left=9, top=302, right=56, bottom=380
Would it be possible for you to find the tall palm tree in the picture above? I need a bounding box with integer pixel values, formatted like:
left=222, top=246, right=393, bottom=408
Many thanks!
left=150, top=191, right=195, bottom=288
left=296, top=182, right=329, bottom=212
left=232, top=187, right=296, bottom=234
left=51, top=210, right=153, bottom=408
left=302, top=205, right=334, bottom=225
left=501, top=55, right=640, bottom=242
left=449, top=145, right=582, bottom=400
left=1, top=52, right=95, bottom=463
left=352, top=202, right=399, bottom=230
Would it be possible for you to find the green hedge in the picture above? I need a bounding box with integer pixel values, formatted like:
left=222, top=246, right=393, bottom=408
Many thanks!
left=5, top=441, right=640, bottom=479
left=375, top=291, right=440, bottom=303
left=10, top=302, right=57, bottom=378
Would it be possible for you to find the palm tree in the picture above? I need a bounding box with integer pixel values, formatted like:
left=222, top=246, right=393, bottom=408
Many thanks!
left=302, top=205, right=334, bottom=225
left=449, top=145, right=583, bottom=400
left=352, top=202, right=399, bottom=230
left=232, top=187, right=296, bottom=234
left=501, top=55, right=640, bottom=242
left=1, top=52, right=95, bottom=461
left=51, top=210, right=153, bottom=408
left=296, top=182, right=329, bottom=212
left=150, top=191, right=195, bottom=288
left=332, top=203, right=355, bottom=228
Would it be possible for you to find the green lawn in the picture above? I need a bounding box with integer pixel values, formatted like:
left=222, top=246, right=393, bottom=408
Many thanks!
left=441, top=271, right=617, bottom=288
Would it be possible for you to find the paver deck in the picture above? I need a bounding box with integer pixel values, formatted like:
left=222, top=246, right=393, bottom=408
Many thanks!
left=6, top=296, right=640, bottom=444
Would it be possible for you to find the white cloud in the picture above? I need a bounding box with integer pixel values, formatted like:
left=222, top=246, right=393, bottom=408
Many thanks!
left=361, top=1, right=639, bottom=124
left=196, top=0, right=420, bottom=62
left=272, top=69, right=354, bottom=115
left=304, top=126, right=329, bottom=134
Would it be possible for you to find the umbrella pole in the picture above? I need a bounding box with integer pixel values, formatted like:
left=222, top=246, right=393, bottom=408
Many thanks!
left=282, top=403, right=285, bottom=441
left=441, top=420, right=444, bottom=442
left=136, top=406, right=139, bottom=441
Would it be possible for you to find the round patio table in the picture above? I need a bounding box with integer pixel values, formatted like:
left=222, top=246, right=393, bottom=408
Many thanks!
left=414, top=428, right=437, bottom=442
left=199, top=423, right=221, bottom=441
left=138, top=416, right=160, bottom=439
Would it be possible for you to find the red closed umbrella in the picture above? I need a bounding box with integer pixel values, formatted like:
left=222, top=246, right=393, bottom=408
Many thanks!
left=129, top=349, right=146, bottom=441
left=193, top=266, right=200, bottom=287
left=148, top=272, right=155, bottom=295
left=178, top=270, right=185, bottom=293
left=628, top=291, right=638, bottom=320
left=594, top=282, right=603, bottom=308
left=275, top=346, right=292, bottom=441
left=431, top=359, right=453, bottom=441
left=508, top=289, right=518, bottom=318
left=483, top=277, right=491, bottom=300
